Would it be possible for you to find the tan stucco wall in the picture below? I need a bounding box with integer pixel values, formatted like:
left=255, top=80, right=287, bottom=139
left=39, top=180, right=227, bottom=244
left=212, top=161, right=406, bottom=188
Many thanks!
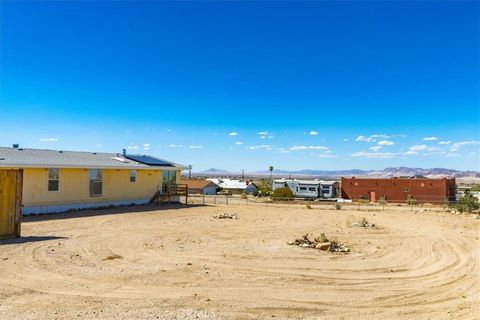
left=22, top=168, right=180, bottom=205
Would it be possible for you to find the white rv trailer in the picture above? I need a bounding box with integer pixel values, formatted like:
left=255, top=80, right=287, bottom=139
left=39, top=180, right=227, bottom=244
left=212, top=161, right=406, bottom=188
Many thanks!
left=272, top=178, right=338, bottom=199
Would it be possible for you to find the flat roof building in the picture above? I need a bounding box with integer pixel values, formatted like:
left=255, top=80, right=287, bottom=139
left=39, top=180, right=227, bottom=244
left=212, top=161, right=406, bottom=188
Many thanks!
left=341, top=176, right=456, bottom=204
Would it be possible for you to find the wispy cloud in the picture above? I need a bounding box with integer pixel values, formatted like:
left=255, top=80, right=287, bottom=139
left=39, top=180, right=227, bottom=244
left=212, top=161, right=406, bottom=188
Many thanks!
left=309, top=131, right=318, bottom=136
left=378, top=140, right=394, bottom=146
left=422, top=136, right=438, bottom=141
left=369, top=145, right=382, bottom=151
left=355, top=134, right=393, bottom=143
left=449, top=140, right=479, bottom=152
left=228, top=132, right=239, bottom=136
left=438, top=140, right=451, bottom=145
left=235, top=141, right=244, bottom=145
left=315, top=153, right=338, bottom=158
left=289, top=145, right=329, bottom=151
left=38, top=138, right=58, bottom=142
left=404, top=144, right=439, bottom=155
left=258, top=131, right=268, bottom=135
left=351, top=151, right=397, bottom=159
left=248, top=145, right=272, bottom=150
left=142, top=143, right=150, bottom=150
left=168, top=144, right=203, bottom=149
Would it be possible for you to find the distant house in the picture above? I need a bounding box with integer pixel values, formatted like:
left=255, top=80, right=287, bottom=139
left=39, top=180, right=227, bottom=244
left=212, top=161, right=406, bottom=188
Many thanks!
left=341, top=176, right=456, bottom=204
left=207, top=178, right=257, bottom=194
left=0, top=146, right=187, bottom=215
left=180, top=179, right=218, bottom=195
left=272, top=179, right=339, bottom=199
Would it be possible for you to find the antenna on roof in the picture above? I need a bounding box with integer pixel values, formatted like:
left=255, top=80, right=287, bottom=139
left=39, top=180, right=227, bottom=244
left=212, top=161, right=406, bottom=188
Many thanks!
left=122, top=148, right=126, bottom=156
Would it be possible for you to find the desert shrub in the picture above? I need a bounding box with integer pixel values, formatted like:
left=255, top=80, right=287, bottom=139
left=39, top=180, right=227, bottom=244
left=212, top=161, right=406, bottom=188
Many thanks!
left=240, top=193, right=248, bottom=199
left=335, top=202, right=342, bottom=210
left=305, top=203, right=312, bottom=209
left=378, top=198, right=388, bottom=206
left=407, top=196, right=417, bottom=205
left=271, top=187, right=294, bottom=200
left=454, top=193, right=479, bottom=213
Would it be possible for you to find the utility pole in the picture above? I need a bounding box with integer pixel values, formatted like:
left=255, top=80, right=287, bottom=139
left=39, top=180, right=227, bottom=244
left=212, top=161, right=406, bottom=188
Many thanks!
left=242, top=169, right=245, bottom=181
left=188, top=165, right=192, bottom=179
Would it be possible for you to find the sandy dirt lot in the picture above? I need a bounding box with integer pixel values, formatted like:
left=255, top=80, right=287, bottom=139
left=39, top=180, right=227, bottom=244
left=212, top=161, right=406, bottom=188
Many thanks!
left=0, top=204, right=479, bottom=319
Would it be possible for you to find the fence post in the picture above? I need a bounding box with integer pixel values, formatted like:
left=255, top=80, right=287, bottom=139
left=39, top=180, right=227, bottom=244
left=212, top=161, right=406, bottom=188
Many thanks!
left=226, top=195, right=229, bottom=205
left=203, top=194, right=205, bottom=205
left=214, top=196, right=216, bottom=205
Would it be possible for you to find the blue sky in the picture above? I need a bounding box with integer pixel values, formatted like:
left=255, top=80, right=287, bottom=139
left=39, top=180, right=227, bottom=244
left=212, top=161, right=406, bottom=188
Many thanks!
left=0, top=1, right=479, bottom=171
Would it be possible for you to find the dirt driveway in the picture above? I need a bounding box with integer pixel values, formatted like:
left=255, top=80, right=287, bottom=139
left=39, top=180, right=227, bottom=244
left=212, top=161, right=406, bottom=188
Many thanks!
left=0, top=204, right=478, bottom=319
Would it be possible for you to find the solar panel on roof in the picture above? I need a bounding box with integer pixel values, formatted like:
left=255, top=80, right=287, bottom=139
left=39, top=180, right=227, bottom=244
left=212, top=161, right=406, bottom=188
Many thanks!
left=125, top=154, right=174, bottom=166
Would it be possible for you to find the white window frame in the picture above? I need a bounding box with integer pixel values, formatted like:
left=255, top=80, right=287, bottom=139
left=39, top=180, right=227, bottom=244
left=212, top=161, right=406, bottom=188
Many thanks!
left=129, top=170, right=137, bottom=183
left=47, top=168, right=60, bottom=192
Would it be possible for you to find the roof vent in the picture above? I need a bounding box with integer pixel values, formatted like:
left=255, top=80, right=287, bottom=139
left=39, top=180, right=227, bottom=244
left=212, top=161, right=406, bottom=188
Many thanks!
left=12, top=143, right=19, bottom=149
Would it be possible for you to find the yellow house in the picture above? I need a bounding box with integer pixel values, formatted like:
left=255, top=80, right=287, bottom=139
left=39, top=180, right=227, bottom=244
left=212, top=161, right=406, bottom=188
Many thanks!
left=0, top=146, right=186, bottom=215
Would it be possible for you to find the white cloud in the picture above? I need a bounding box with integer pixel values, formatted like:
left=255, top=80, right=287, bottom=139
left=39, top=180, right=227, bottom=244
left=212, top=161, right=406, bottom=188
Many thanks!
left=315, top=153, right=338, bottom=158
left=258, top=131, right=268, bottom=135
left=404, top=144, right=439, bottom=155
left=438, top=140, right=451, bottom=145
left=355, top=135, right=376, bottom=143
left=228, top=132, right=239, bottom=136
left=142, top=143, right=150, bottom=150
left=355, top=134, right=392, bottom=143
left=369, top=146, right=382, bottom=151
left=127, top=145, right=138, bottom=150
left=351, top=151, right=397, bottom=159
left=408, top=144, right=430, bottom=152
left=289, top=145, right=329, bottom=151
left=309, top=131, right=318, bottom=136
left=235, top=141, right=244, bottom=145
left=248, top=145, right=272, bottom=150
left=38, top=138, right=58, bottom=142
left=343, top=138, right=349, bottom=142
left=449, top=140, right=480, bottom=152
left=169, top=144, right=203, bottom=149
left=422, top=136, right=438, bottom=141
left=378, top=140, right=394, bottom=146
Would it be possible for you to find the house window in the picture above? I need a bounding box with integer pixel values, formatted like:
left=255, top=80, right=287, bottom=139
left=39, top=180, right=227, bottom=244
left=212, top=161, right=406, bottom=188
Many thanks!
left=89, top=169, right=103, bottom=196
left=130, top=170, right=136, bottom=183
left=402, top=187, right=409, bottom=193
left=299, top=187, right=307, bottom=191
left=48, top=168, right=59, bottom=191
left=308, top=187, right=316, bottom=192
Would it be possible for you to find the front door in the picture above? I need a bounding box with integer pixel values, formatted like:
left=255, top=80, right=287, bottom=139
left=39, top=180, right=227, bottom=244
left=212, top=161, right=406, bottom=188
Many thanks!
left=0, top=170, right=23, bottom=239
left=369, top=191, right=376, bottom=203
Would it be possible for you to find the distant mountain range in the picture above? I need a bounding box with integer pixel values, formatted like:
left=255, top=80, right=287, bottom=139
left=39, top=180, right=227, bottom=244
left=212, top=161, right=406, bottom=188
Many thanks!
left=195, top=167, right=480, bottom=179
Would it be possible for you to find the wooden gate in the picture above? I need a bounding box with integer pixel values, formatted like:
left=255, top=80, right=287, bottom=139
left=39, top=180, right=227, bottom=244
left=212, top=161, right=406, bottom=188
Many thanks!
left=0, top=170, right=23, bottom=240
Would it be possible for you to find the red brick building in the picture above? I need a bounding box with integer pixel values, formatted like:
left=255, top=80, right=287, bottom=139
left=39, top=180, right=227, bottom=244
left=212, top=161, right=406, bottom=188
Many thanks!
left=341, top=177, right=456, bottom=204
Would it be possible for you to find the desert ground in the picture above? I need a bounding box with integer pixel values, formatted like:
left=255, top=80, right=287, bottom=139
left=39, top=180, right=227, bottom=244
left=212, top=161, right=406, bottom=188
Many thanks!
left=0, top=203, right=479, bottom=319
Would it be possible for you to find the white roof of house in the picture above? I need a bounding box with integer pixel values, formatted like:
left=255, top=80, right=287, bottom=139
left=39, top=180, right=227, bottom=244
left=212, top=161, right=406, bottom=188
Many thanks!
left=207, top=178, right=256, bottom=190
left=0, top=147, right=187, bottom=170
left=273, top=178, right=337, bottom=185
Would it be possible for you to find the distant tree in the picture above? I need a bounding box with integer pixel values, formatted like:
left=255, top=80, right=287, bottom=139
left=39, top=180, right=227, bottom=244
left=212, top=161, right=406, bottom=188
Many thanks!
left=272, top=187, right=294, bottom=200
left=455, top=193, right=479, bottom=213
left=269, top=166, right=274, bottom=180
